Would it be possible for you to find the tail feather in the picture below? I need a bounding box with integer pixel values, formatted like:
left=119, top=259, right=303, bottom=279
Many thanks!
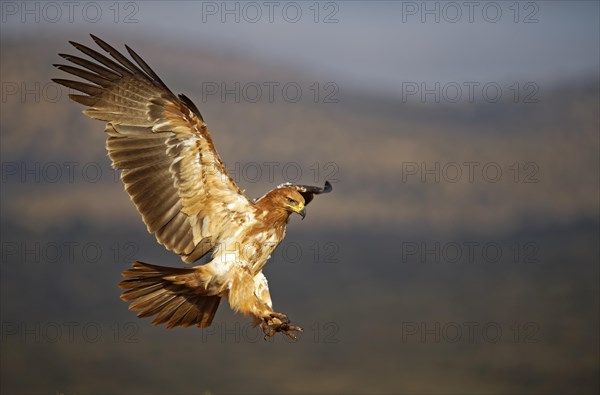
left=119, top=261, right=220, bottom=328
left=153, top=297, right=188, bottom=325
left=120, top=282, right=163, bottom=299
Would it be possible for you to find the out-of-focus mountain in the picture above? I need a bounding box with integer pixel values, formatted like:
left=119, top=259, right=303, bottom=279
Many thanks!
left=2, top=34, right=598, bottom=236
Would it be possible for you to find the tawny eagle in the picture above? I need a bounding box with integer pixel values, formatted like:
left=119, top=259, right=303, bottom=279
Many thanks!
left=53, top=35, right=332, bottom=339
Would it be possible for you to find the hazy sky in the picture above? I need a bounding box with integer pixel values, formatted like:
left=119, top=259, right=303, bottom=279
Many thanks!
left=2, top=1, right=598, bottom=94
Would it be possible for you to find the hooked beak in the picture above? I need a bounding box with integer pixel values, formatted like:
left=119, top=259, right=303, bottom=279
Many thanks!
left=297, top=207, right=306, bottom=220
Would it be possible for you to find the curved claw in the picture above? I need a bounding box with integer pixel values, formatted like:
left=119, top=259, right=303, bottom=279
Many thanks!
left=280, top=324, right=303, bottom=340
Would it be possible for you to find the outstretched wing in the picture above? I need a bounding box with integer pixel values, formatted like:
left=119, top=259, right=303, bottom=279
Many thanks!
left=277, top=181, right=333, bottom=205
left=53, top=35, right=254, bottom=263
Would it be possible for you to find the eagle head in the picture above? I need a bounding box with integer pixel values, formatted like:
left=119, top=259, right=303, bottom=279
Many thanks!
left=256, top=181, right=332, bottom=223
left=270, top=188, right=307, bottom=220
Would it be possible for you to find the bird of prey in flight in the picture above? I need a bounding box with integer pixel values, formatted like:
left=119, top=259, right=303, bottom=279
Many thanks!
left=53, top=35, right=332, bottom=339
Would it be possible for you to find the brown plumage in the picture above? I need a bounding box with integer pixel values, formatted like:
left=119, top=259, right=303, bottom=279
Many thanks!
left=53, top=35, right=332, bottom=339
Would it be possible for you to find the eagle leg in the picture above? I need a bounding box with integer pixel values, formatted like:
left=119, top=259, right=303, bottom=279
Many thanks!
left=261, top=315, right=303, bottom=340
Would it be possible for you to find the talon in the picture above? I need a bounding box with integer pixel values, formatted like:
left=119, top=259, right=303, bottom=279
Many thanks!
left=260, top=313, right=302, bottom=340
left=263, top=328, right=275, bottom=340
left=280, top=324, right=303, bottom=340
left=261, top=321, right=276, bottom=340
left=282, top=330, right=298, bottom=340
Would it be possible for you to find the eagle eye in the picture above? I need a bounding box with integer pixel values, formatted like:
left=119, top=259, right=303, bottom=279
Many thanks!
left=286, top=197, right=296, bottom=205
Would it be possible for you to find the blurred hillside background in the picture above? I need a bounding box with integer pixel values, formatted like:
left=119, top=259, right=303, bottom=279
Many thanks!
left=1, top=1, right=598, bottom=394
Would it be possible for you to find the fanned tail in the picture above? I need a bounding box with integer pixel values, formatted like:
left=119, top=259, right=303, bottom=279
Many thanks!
left=119, top=261, right=220, bottom=328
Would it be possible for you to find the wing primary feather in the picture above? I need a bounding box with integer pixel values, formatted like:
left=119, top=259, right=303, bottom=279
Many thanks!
left=68, top=94, right=97, bottom=106
left=53, top=64, right=114, bottom=87
left=125, top=44, right=173, bottom=93
left=89, top=34, right=145, bottom=76
left=69, top=40, right=132, bottom=76
left=52, top=79, right=103, bottom=96
left=59, top=53, right=121, bottom=80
